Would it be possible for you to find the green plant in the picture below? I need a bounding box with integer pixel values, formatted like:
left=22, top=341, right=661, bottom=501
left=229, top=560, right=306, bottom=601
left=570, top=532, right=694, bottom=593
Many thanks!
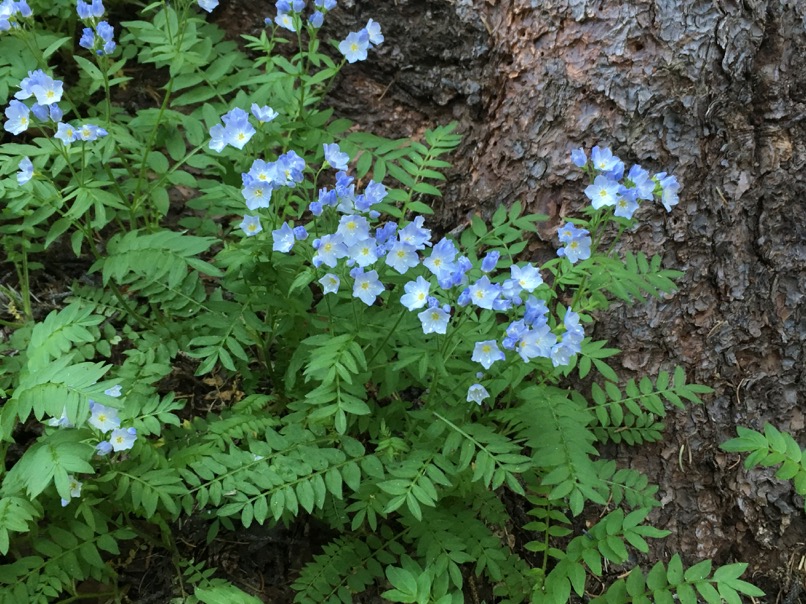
left=0, top=0, right=762, bottom=602
left=722, top=423, right=806, bottom=511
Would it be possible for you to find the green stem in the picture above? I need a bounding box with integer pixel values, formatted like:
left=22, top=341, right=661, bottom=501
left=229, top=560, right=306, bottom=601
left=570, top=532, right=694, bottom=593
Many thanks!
left=365, top=306, right=408, bottom=368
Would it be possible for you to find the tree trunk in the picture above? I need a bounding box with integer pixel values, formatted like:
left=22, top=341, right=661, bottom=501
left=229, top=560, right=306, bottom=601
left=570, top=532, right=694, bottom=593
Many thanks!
left=322, top=0, right=806, bottom=594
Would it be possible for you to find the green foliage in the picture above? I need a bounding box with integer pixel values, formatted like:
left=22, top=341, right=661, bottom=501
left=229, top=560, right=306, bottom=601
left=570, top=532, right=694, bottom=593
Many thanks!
left=722, top=423, right=806, bottom=512
left=590, top=555, right=764, bottom=604
left=0, top=1, right=758, bottom=602
left=590, top=367, right=713, bottom=445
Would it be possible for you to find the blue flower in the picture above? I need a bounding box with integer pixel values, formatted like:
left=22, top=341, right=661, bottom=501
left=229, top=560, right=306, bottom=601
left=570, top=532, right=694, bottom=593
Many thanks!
left=109, top=427, right=137, bottom=452
left=557, top=222, right=586, bottom=243
left=29, top=102, right=62, bottom=123
left=312, top=233, right=347, bottom=267
left=400, top=276, right=430, bottom=311
left=221, top=108, right=256, bottom=150
left=77, top=123, right=108, bottom=141
left=363, top=180, right=387, bottom=206
left=251, top=103, right=278, bottom=123
left=276, top=150, right=306, bottom=186
left=293, top=225, right=308, bottom=240
left=339, top=30, right=370, bottom=63
left=347, top=238, right=379, bottom=267
left=60, top=475, right=82, bottom=507
left=308, top=10, right=324, bottom=27
left=319, top=187, right=337, bottom=207
left=655, top=172, right=680, bottom=212
left=472, top=340, right=505, bottom=370
left=247, top=158, right=275, bottom=183
left=351, top=267, right=384, bottom=305
left=55, top=122, right=79, bottom=145
left=517, top=324, right=556, bottom=362
left=424, top=237, right=458, bottom=281
left=79, top=27, right=95, bottom=50
left=319, top=273, right=340, bottom=294
left=480, top=250, right=500, bottom=273
left=614, top=187, right=639, bottom=219
left=323, top=142, right=349, bottom=170
left=104, top=384, right=122, bottom=397
left=570, top=147, right=587, bottom=167
left=627, top=164, right=654, bottom=200
left=95, top=441, right=113, bottom=456
left=523, top=296, right=549, bottom=326
left=315, top=0, right=336, bottom=9
left=502, top=319, right=527, bottom=349
left=17, top=157, right=33, bottom=184
left=76, top=0, right=104, bottom=19
left=275, top=12, right=296, bottom=31
left=272, top=222, right=296, bottom=252
left=3, top=99, right=30, bottom=134
left=467, top=276, right=501, bottom=310
left=209, top=124, right=226, bottom=152
left=385, top=241, right=419, bottom=274
left=0, top=0, right=31, bottom=30
left=16, top=69, right=63, bottom=106
left=197, top=0, right=219, bottom=12
left=47, top=407, right=73, bottom=428
left=239, top=215, right=262, bottom=237
left=89, top=402, right=120, bottom=432
left=466, top=383, right=490, bottom=405
left=309, top=201, right=323, bottom=216
left=398, top=215, right=431, bottom=250
left=585, top=174, right=620, bottom=209
left=590, top=146, right=620, bottom=173
left=550, top=338, right=578, bottom=367
left=96, top=20, right=116, bottom=54
left=363, top=18, right=383, bottom=45
left=556, top=222, right=591, bottom=264
left=510, top=263, right=543, bottom=292
left=337, top=214, right=371, bottom=246
left=242, top=180, right=273, bottom=210
left=375, top=221, right=397, bottom=245
left=418, top=306, right=450, bottom=334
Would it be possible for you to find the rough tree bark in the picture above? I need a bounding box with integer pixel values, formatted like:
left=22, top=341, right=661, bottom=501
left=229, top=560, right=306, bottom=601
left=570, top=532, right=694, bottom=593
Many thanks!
left=221, top=0, right=806, bottom=595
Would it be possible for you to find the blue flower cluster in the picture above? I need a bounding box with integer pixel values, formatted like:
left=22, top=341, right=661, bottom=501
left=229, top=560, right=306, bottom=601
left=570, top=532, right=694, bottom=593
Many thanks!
left=3, top=68, right=108, bottom=179
left=338, top=18, right=383, bottom=63
left=235, top=147, right=306, bottom=236
left=268, top=0, right=335, bottom=32
left=209, top=105, right=278, bottom=154
left=251, top=139, right=586, bottom=400
left=572, top=145, right=680, bottom=218
left=556, top=222, right=591, bottom=264
left=48, top=385, right=138, bottom=505
left=0, top=0, right=31, bottom=31
left=77, top=0, right=115, bottom=55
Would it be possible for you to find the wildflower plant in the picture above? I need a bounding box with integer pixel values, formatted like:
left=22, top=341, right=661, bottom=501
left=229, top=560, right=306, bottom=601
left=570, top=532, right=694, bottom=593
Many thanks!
left=0, top=0, right=762, bottom=603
